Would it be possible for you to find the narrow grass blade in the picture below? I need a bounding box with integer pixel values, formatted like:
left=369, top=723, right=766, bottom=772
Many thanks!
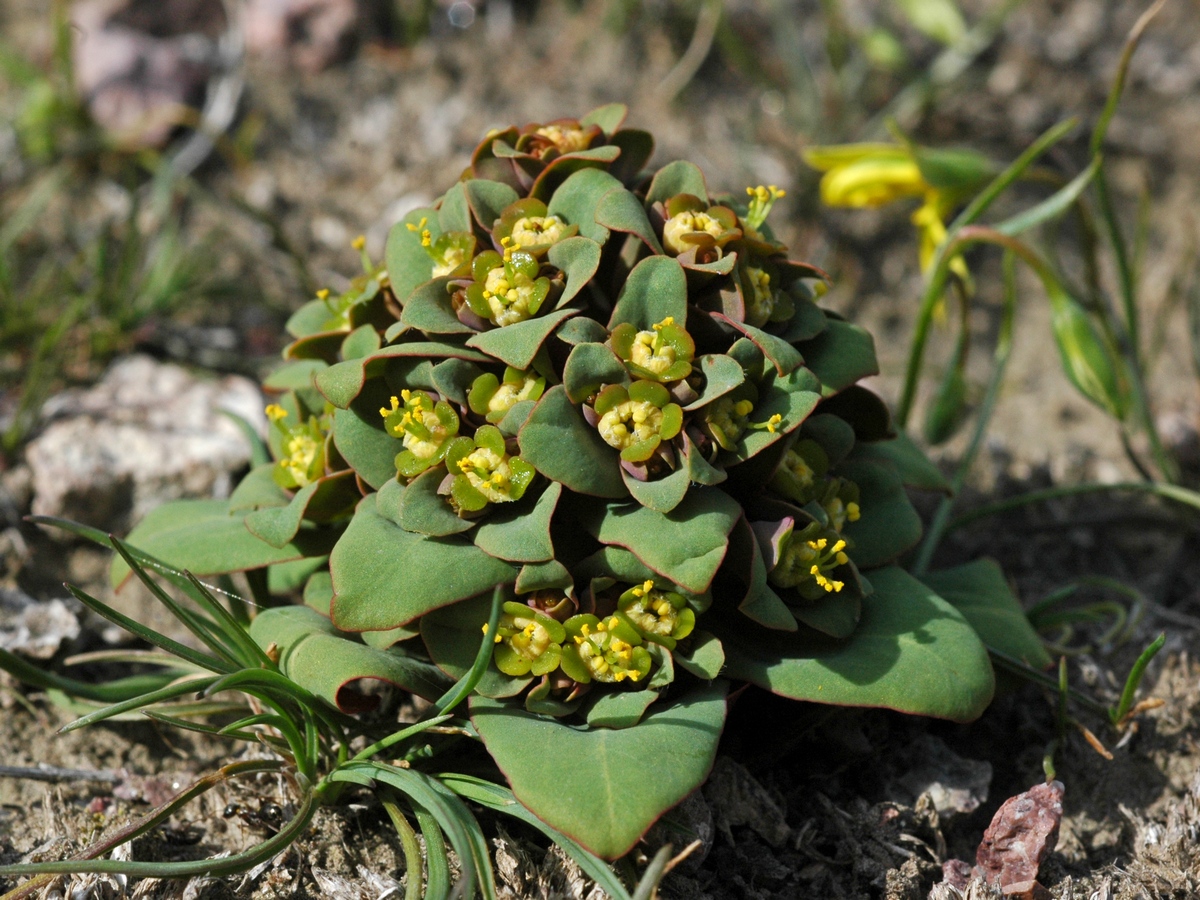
left=430, top=583, right=504, bottom=718
left=64, top=583, right=231, bottom=674
left=995, top=158, right=1099, bottom=237
left=0, top=648, right=182, bottom=703
left=142, top=710, right=262, bottom=742
left=440, top=773, right=632, bottom=900
left=352, top=715, right=454, bottom=763
left=1112, top=632, right=1165, bottom=725
left=59, top=675, right=220, bottom=733
left=108, top=539, right=244, bottom=666
left=381, top=792, right=425, bottom=900
left=334, top=762, right=496, bottom=900
left=631, top=844, right=673, bottom=900
left=414, top=803, right=451, bottom=900
left=949, top=118, right=1078, bottom=234
left=181, top=569, right=273, bottom=667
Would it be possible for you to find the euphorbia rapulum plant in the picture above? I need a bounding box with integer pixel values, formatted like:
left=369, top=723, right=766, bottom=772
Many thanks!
left=110, top=105, right=1049, bottom=861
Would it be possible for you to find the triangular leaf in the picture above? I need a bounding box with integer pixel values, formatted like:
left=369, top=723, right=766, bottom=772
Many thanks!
left=920, top=559, right=1051, bottom=668
left=330, top=495, right=515, bottom=631
left=467, top=308, right=579, bottom=370
left=719, top=566, right=994, bottom=722
left=471, top=684, right=728, bottom=859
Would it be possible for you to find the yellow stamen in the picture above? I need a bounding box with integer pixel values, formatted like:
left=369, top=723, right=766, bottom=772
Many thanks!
left=317, top=288, right=330, bottom=300
left=265, top=404, right=287, bottom=422
left=352, top=234, right=366, bottom=250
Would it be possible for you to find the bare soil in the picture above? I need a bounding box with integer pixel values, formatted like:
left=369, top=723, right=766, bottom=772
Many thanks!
left=4, top=0, right=1200, bottom=897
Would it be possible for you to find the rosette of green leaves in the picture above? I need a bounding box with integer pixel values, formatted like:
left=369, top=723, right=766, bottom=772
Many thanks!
left=105, top=105, right=1048, bottom=862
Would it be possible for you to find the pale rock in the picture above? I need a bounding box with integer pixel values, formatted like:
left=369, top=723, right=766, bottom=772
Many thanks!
left=25, top=355, right=265, bottom=533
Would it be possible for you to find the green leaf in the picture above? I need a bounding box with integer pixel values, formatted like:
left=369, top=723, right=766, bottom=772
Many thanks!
left=531, top=146, right=624, bottom=201
left=839, top=457, right=923, bottom=569
left=330, top=495, right=515, bottom=631
left=471, top=683, right=728, bottom=859
left=422, top=593, right=531, bottom=698
left=386, top=207, right=440, bottom=304
left=684, top=354, right=746, bottom=411
left=710, top=314, right=803, bottom=375
left=622, top=464, right=691, bottom=514
left=111, top=500, right=334, bottom=587
left=796, top=319, right=879, bottom=396
left=229, top=464, right=290, bottom=514
left=608, top=256, right=688, bottom=330
left=606, top=129, right=654, bottom=185
left=269, top=555, right=327, bottom=595
left=466, top=308, right=579, bottom=371
left=724, top=515, right=796, bottom=631
left=438, top=182, right=473, bottom=233
left=581, top=489, right=741, bottom=594
left=547, top=168, right=624, bottom=244
left=585, top=690, right=659, bottom=728
left=580, top=102, right=627, bottom=134
left=515, top=559, right=574, bottom=593
left=249, top=606, right=452, bottom=708
left=341, top=323, right=381, bottom=360
left=720, top=566, right=994, bottom=722
left=674, top=632, right=724, bottom=680
left=645, top=160, right=709, bottom=206
left=919, top=559, right=1052, bottom=669
left=548, top=237, right=603, bottom=309
left=245, top=470, right=358, bottom=548
left=438, top=774, right=634, bottom=900
left=519, top=387, right=627, bottom=498
left=473, top=482, right=561, bottom=563
left=386, top=468, right=474, bottom=537
left=851, top=432, right=951, bottom=493
left=331, top=380, right=404, bottom=490
left=316, top=342, right=490, bottom=409
left=401, top=278, right=475, bottom=335
left=263, top=358, right=328, bottom=392
left=555, top=316, right=610, bottom=346
left=595, top=188, right=664, bottom=254
left=726, top=366, right=821, bottom=462
left=564, top=342, right=629, bottom=404
left=465, top=180, right=520, bottom=230
left=790, top=591, right=861, bottom=640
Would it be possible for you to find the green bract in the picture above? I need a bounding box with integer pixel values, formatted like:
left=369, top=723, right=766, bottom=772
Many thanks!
left=112, top=105, right=1043, bottom=860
